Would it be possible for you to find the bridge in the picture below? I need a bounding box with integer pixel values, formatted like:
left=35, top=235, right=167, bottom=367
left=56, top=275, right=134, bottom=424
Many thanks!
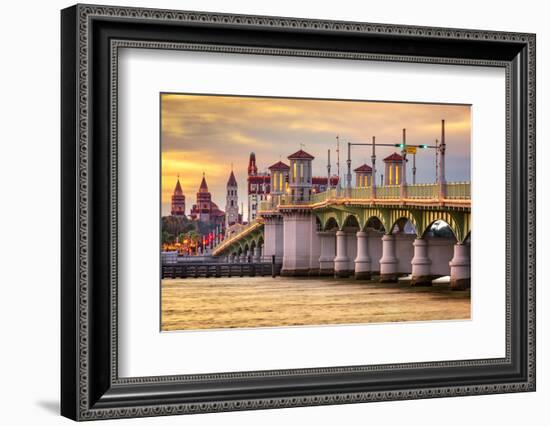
left=212, top=120, right=471, bottom=290
left=212, top=182, right=471, bottom=290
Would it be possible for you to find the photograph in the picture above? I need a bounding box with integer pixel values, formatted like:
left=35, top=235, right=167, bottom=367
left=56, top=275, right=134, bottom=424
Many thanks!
left=160, top=94, right=472, bottom=331
left=57, top=3, right=536, bottom=421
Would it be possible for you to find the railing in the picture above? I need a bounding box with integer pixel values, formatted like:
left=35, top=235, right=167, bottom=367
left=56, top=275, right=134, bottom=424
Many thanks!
left=350, top=187, right=373, bottom=199
left=259, top=199, right=275, bottom=211
left=445, top=182, right=470, bottom=199
left=407, top=183, right=438, bottom=199
left=256, top=182, right=470, bottom=214
left=375, top=185, right=400, bottom=199
left=212, top=221, right=263, bottom=255
left=162, top=262, right=282, bottom=279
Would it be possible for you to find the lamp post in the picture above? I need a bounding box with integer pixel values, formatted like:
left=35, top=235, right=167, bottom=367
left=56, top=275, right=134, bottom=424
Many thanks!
left=347, top=121, right=445, bottom=198
left=400, top=128, right=408, bottom=199
left=346, top=142, right=352, bottom=197
left=435, top=138, right=439, bottom=183
left=327, top=149, right=331, bottom=200
left=438, top=119, right=447, bottom=200
left=371, top=136, right=377, bottom=199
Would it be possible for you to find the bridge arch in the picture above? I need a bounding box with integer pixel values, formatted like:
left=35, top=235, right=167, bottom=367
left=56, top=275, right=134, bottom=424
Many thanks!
left=364, top=216, right=386, bottom=233
left=342, top=214, right=360, bottom=230
left=388, top=210, right=421, bottom=235
left=323, top=216, right=340, bottom=231
left=421, top=219, right=459, bottom=242
left=364, top=213, right=389, bottom=233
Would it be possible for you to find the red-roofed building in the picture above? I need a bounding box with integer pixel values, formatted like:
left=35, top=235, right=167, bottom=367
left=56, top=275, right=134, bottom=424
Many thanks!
left=247, top=152, right=271, bottom=222
left=311, top=176, right=340, bottom=193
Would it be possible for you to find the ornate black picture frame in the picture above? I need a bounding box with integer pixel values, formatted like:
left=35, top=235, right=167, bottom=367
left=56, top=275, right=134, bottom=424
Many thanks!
left=61, top=4, right=536, bottom=421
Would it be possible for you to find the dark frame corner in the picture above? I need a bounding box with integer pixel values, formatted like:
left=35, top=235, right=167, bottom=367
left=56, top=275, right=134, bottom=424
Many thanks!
left=61, top=3, right=535, bottom=421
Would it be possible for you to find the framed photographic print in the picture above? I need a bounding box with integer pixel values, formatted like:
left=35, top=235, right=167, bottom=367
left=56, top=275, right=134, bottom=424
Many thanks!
left=61, top=4, right=536, bottom=421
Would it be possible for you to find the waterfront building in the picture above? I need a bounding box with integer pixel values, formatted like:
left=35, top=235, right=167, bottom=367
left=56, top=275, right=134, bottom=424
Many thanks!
left=170, top=176, right=186, bottom=216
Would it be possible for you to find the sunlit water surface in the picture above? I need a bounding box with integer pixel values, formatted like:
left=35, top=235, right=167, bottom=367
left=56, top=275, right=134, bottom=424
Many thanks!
left=161, top=276, right=470, bottom=331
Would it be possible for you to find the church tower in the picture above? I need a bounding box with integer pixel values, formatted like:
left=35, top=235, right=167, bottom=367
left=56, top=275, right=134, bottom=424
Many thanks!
left=248, top=152, right=258, bottom=176
left=170, top=176, right=186, bottom=216
left=225, top=169, right=239, bottom=227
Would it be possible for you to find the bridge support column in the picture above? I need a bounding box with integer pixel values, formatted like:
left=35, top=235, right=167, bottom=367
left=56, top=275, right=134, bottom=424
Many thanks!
left=263, top=215, right=284, bottom=264
left=334, top=230, right=351, bottom=278
left=308, top=217, right=321, bottom=276
left=281, top=211, right=313, bottom=276
left=318, top=231, right=336, bottom=276
left=379, top=234, right=398, bottom=282
left=240, top=252, right=246, bottom=263
left=450, top=243, right=470, bottom=290
left=254, top=246, right=262, bottom=263
left=411, top=238, right=433, bottom=286
left=354, top=231, right=371, bottom=280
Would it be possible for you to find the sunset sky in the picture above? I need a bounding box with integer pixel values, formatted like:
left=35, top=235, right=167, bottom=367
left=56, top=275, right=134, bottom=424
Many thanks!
left=161, top=94, right=471, bottom=217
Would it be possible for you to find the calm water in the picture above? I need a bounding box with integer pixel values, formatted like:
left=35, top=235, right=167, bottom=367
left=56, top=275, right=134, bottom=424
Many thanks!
left=161, top=276, right=470, bottom=331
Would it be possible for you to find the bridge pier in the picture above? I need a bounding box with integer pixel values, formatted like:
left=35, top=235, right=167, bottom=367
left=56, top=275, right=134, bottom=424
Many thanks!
left=253, top=246, right=262, bottom=263
left=411, top=238, right=433, bottom=286
left=334, top=230, right=351, bottom=278
left=318, top=231, right=336, bottom=276
left=367, top=229, right=383, bottom=276
left=354, top=231, right=371, bottom=280
left=308, top=218, right=322, bottom=276
left=346, top=229, right=358, bottom=275
left=379, top=234, right=399, bottom=282
left=263, top=215, right=284, bottom=264
left=394, top=233, right=415, bottom=276
left=450, top=242, right=470, bottom=290
left=281, top=211, right=313, bottom=276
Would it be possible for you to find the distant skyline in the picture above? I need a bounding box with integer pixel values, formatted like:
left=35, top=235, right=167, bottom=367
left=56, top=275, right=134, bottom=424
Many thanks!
left=161, top=94, right=471, bottom=217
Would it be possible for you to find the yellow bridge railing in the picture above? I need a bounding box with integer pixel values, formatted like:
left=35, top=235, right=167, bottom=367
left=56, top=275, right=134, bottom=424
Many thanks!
left=259, top=182, right=470, bottom=213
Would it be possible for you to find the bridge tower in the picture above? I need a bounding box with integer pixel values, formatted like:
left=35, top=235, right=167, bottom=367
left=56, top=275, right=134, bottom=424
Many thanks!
left=354, top=164, right=373, bottom=187
left=268, top=160, right=290, bottom=205
left=288, top=149, right=314, bottom=202
left=279, top=148, right=318, bottom=276
left=383, top=153, right=404, bottom=185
